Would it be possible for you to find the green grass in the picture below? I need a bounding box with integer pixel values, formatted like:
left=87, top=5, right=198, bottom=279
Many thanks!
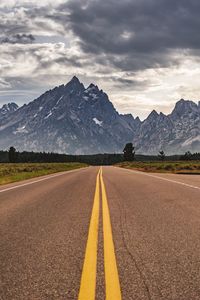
left=117, top=161, right=200, bottom=174
left=0, top=162, right=88, bottom=185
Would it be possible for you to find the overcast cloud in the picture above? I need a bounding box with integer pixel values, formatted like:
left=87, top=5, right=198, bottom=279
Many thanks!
left=0, top=0, right=200, bottom=119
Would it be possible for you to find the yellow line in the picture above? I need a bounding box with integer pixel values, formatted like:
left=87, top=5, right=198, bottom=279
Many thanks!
left=78, top=169, right=100, bottom=300
left=100, top=167, right=122, bottom=300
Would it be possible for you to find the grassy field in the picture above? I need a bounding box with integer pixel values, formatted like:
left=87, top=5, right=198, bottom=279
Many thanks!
left=117, top=161, right=200, bottom=174
left=0, top=162, right=88, bottom=185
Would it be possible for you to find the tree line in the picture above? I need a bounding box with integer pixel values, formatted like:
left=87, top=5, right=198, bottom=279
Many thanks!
left=0, top=147, right=124, bottom=165
left=123, top=143, right=200, bottom=162
left=0, top=145, right=199, bottom=165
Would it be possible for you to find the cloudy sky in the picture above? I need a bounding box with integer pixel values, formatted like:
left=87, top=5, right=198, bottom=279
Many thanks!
left=1, top=0, right=200, bottom=119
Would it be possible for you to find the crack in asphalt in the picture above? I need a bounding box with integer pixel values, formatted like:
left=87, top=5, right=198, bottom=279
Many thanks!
left=116, top=196, right=154, bottom=300
left=105, top=175, right=164, bottom=300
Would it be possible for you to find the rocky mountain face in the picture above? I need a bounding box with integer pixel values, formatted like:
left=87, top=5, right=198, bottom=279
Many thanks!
left=0, top=77, right=137, bottom=154
left=133, top=99, right=200, bottom=154
left=0, top=77, right=199, bottom=154
left=0, top=103, right=19, bottom=120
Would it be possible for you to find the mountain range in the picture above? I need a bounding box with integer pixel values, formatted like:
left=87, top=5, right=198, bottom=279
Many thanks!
left=0, top=76, right=199, bottom=154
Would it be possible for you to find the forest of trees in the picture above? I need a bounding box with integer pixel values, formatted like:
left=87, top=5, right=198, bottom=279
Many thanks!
left=0, top=148, right=124, bottom=165
left=180, top=151, right=200, bottom=160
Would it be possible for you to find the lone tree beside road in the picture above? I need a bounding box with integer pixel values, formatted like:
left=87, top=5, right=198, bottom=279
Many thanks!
left=158, top=150, right=165, bottom=161
left=123, top=143, right=135, bottom=161
left=8, top=146, right=17, bottom=163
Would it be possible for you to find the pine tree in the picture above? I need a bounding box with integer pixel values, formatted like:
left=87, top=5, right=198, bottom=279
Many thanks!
left=8, top=146, right=17, bottom=163
left=158, top=150, right=165, bottom=161
left=123, top=143, right=135, bottom=161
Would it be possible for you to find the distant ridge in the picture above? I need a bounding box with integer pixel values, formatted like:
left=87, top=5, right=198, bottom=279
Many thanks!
left=0, top=77, right=199, bottom=154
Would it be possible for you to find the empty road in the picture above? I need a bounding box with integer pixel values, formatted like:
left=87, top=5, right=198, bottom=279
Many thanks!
left=1, top=166, right=200, bottom=300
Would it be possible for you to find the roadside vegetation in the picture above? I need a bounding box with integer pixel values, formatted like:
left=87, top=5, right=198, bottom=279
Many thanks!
left=0, top=163, right=87, bottom=185
left=117, top=161, right=200, bottom=174
left=0, top=145, right=199, bottom=185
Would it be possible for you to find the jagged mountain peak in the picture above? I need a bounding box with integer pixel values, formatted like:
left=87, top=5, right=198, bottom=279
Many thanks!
left=174, top=98, right=198, bottom=109
left=135, top=116, right=141, bottom=124
left=146, top=109, right=159, bottom=121
left=72, top=75, right=79, bottom=81
left=86, top=83, right=100, bottom=92
left=1, top=102, right=19, bottom=111
left=0, top=78, right=199, bottom=155
left=0, top=102, right=19, bottom=116
left=0, top=102, right=19, bottom=122
left=68, top=75, right=81, bottom=84
left=133, top=98, right=200, bottom=154
left=123, top=113, right=134, bottom=118
left=171, top=98, right=198, bottom=117
left=120, top=113, right=135, bottom=121
left=135, top=116, right=140, bottom=121
left=159, top=112, right=166, bottom=116
left=65, top=76, right=85, bottom=91
left=159, top=112, right=168, bottom=119
left=0, top=78, right=136, bottom=154
left=151, top=109, right=159, bottom=115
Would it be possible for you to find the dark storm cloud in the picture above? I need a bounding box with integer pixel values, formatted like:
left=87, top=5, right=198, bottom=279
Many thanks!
left=34, top=54, right=83, bottom=70
left=1, top=1, right=200, bottom=72
left=1, top=33, right=35, bottom=44
left=57, top=0, right=200, bottom=71
left=107, top=76, right=151, bottom=90
left=1, top=0, right=200, bottom=116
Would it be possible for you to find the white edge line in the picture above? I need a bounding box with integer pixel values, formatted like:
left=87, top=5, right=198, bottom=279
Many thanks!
left=115, top=167, right=200, bottom=191
left=0, top=167, right=89, bottom=194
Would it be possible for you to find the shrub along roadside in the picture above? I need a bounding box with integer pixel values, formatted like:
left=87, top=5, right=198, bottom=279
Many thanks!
left=117, top=161, right=200, bottom=174
left=0, top=163, right=88, bottom=185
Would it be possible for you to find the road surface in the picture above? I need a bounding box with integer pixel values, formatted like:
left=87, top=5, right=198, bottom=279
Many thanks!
left=1, top=166, right=200, bottom=300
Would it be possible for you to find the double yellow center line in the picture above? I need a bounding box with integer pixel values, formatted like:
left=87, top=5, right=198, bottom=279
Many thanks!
left=78, top=167, right=122, bottom=300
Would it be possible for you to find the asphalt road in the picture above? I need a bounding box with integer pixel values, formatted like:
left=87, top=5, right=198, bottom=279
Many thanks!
left=1, top=166, right=200, bottom=300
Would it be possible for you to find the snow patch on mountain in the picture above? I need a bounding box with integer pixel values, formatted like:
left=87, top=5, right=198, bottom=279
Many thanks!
left=14, top=125, right=28, bottom=134
left=44, top=111, right=53, bottom=119
left=93, top=118, right=103, bottom=126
